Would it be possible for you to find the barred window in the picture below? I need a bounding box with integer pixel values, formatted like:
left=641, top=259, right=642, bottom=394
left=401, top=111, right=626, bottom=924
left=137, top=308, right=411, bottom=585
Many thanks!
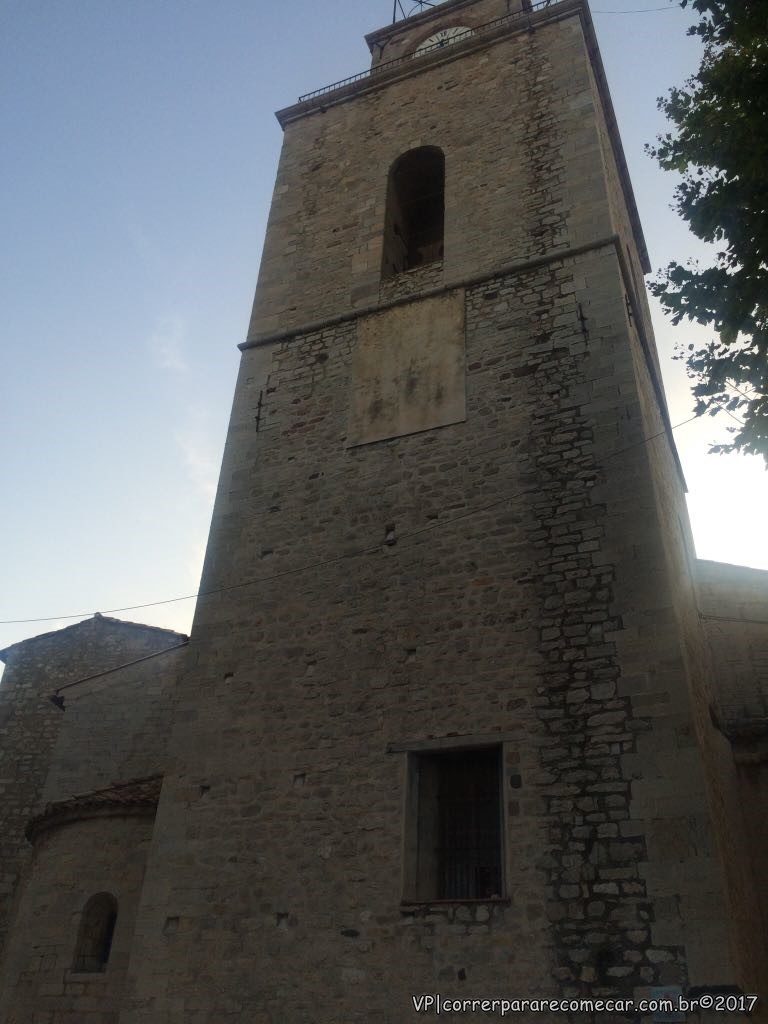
left=408, top=746, right=503, bottom=901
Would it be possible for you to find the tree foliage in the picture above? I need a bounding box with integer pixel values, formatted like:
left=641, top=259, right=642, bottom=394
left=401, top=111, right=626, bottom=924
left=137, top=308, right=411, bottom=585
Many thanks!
left=648, top=0, right=768, bottom=461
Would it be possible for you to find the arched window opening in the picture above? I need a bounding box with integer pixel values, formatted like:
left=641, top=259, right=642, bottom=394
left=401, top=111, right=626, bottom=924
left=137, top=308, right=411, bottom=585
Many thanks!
left=382, top=146, right=445, bottom=278
left=72, top=893, right=117, bottom=973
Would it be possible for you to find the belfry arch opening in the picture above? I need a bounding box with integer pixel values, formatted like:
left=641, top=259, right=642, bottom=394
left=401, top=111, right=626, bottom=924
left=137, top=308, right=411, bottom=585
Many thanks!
left=72, top=893, right=118, bottom=973
left=381, top=146, right=445, bottom=278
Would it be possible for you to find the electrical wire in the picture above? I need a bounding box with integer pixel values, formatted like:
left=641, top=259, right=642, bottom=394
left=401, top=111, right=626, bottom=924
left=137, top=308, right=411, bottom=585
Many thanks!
left=53, top=642, right=190, bottom=697
left=701, top=614, right=768, bottom=626
left=0, top=412, right=699, bottom=628
left=592, top=5, right=678, bottom=12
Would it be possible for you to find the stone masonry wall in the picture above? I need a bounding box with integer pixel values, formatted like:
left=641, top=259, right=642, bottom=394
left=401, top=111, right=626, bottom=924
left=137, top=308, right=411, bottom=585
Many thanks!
left=695, top=558, right=768, bottom=969
left=612, top=288, right=750, bottom=986
left=586, top=63, right=767, bottom=988
left=379, top=260, right=444, bottom=304
left=0, top=815, right=154, bottom=1024
left=585, top=51, right=667, bottom=412
left=120, top=242, right=739, bottom=1022
left=613, top=260, right=765, bottom=995
left=41, top=643, right=185, bottom=805
left=120, top=3, right=744, bottom=1020
left=696, top=560, right=768, bottom=717
left=0, top=648, right=61, bottom=962
left=248, top=5, right=611, bottom=339
left=367, top=0, right=524, bottom=69
left=0, top=617, right=184, bottom=966
left=579, top=12, right=761, bottom=996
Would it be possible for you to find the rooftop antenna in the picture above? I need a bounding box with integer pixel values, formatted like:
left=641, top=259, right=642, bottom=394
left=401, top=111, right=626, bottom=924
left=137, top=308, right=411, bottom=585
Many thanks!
left=392, top=0, right=439, bottom=23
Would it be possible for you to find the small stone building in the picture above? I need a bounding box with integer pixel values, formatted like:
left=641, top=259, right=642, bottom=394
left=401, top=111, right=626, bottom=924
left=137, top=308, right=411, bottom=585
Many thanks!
left=1, top=0, right=767, bottom=1020
left=0, top=615, right=186, bottom=1022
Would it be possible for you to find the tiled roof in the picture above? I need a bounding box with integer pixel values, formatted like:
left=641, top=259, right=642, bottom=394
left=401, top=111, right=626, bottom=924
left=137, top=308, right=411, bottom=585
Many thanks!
left=26, top=775, right=162, bottom=843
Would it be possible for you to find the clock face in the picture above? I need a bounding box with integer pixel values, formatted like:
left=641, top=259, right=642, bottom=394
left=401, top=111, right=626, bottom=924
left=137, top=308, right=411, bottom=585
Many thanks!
left=414, top=26, right=474, bottom=54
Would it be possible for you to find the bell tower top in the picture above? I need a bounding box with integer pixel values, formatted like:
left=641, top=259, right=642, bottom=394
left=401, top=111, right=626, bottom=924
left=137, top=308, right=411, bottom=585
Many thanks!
left=262, top=0, right=651, bottom=341
left=366, top=0, right=525, bottom=67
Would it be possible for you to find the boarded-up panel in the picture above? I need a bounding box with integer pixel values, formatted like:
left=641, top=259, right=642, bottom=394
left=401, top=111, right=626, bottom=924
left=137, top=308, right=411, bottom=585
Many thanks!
left=346, top=290, right=466, bottom=447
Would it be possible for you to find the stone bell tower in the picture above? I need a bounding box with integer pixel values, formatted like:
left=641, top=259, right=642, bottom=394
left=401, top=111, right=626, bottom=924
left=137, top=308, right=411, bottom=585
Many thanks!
left=119, top=0, right=765, bottom=1019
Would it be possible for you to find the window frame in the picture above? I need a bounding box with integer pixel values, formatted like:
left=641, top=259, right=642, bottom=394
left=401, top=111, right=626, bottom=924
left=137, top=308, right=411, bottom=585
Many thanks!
left=71, top=892, right=118, bottom=974
left=381, top=145, right=446, bottom=280
left=398, top=736, right=511, bottom=905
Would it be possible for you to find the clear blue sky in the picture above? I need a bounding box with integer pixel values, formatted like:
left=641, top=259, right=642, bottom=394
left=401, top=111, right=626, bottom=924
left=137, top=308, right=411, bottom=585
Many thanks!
left=2, top=0, right=766, bottom=654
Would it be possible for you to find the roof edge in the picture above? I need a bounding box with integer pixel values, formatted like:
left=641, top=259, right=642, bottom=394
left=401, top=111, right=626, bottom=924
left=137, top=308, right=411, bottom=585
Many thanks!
left=365, top=0, right=489, bottom=51
left=25, top=775, right=163, bottom=844
left=696, top=558, right=768, bottom=582
left=0, top=614, right=189, bottom=663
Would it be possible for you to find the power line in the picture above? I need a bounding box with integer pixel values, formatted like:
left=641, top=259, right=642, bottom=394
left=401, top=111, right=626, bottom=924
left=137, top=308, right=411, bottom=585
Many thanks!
left=51, top=638, right=190, bottom=704
left=592, top=5, right=678, bottom=12
left=701, top=614, right=768, bottom=627
left=0, top=413, right=700, bottom=628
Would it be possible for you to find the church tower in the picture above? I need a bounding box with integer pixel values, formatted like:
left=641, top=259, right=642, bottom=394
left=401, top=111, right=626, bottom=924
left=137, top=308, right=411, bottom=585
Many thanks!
left=112, top=0, right=764, bottom=1019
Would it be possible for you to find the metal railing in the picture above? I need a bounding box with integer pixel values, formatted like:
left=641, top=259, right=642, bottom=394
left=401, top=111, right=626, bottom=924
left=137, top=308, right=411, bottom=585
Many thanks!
left=298, top=0, right=564, bottom=104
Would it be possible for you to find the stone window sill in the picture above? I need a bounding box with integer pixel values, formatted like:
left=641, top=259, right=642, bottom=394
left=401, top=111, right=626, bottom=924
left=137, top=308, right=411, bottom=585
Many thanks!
left=400, top=897, right=510, bottom=909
